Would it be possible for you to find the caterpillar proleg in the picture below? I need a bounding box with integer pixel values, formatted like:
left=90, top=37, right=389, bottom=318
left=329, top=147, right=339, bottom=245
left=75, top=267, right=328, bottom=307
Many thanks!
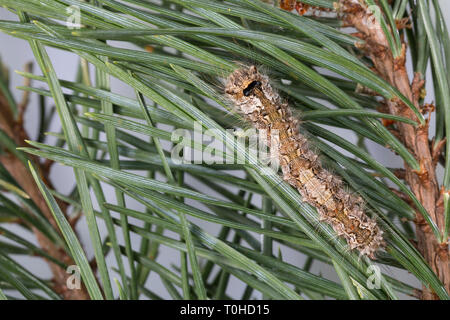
left=225, top=65, right=385, bottom=259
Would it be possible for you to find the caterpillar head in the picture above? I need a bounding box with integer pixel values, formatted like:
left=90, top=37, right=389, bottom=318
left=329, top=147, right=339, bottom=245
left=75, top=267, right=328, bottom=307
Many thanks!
left=225, top=66, right=268, bottom=114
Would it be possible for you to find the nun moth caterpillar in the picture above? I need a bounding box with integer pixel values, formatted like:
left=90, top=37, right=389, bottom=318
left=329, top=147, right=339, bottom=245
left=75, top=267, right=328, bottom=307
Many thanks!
left=225, top=66, right=385, bottom=259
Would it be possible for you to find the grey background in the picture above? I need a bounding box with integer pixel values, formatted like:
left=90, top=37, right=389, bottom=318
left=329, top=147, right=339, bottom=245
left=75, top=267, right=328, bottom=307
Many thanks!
left=0, top=2, right=448, bottom=299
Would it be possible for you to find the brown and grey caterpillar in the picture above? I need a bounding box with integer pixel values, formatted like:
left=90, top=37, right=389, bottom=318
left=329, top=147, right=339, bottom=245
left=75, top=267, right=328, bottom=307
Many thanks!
left=224, top=65, right=385, bottom=259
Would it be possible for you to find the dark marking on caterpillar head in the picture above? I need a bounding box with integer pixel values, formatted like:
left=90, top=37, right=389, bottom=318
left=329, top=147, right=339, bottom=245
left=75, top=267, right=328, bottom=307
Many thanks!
left=243, top=80, right=261, bottom=97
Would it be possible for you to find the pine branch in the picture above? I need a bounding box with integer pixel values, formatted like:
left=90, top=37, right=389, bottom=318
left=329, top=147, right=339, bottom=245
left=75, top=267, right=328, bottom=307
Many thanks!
left=0, top=65, right=90, bottom=299
left=336, top=0, right=449, bottom=299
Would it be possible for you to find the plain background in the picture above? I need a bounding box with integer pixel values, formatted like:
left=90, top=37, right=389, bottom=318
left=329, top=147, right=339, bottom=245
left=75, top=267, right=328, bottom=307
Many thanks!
left=0, top=1, right=449, bottom=299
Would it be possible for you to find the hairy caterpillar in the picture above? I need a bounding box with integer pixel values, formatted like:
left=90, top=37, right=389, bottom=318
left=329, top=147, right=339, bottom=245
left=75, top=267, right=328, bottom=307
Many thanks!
left=225, top=66, right=385, bottom=259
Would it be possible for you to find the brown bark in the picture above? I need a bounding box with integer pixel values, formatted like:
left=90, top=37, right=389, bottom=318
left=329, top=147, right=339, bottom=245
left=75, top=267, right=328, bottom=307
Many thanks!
left=337, top=0, right=449, bottom=299
left=0, top=76, right=90, bottom=299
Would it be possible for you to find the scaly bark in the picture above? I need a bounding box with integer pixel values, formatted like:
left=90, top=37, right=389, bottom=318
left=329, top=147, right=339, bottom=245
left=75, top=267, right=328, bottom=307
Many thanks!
left=336, top=0, right=449, bottom=299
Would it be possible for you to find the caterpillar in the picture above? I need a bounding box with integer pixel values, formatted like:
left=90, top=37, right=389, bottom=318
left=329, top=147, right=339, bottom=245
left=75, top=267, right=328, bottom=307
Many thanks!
left=225, top=66, right=385, bottom=259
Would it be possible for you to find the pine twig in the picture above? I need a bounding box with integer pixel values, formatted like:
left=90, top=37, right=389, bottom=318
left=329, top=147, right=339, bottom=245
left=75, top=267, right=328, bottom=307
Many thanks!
left=336, top=0, right=449, bottom=299
left=0, top=67, right=90, bottom=300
